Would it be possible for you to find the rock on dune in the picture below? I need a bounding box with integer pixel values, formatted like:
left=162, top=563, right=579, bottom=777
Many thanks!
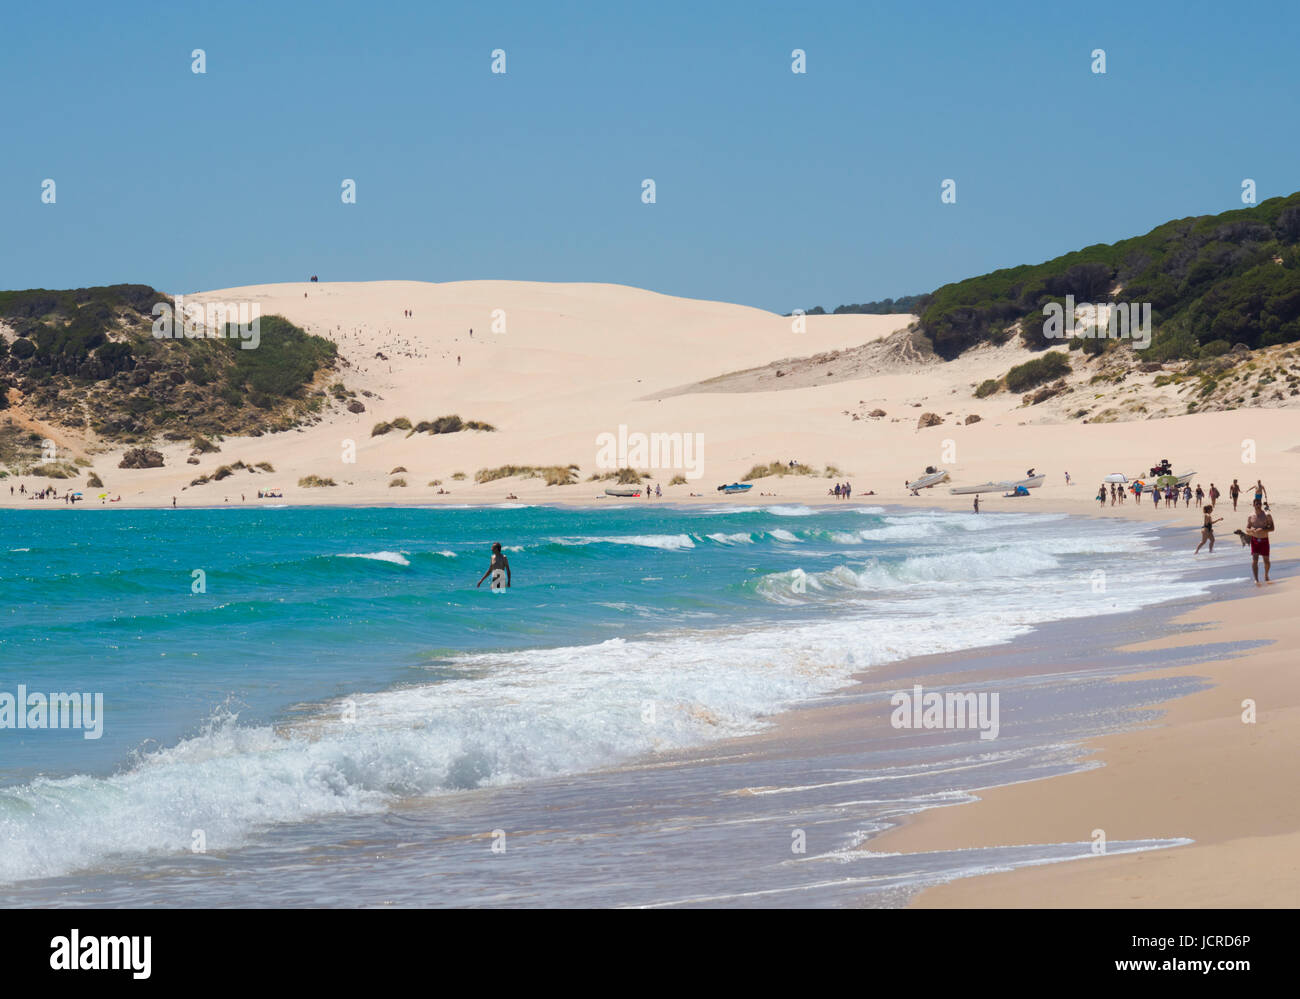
left=118, top=447, right=164, bottom=469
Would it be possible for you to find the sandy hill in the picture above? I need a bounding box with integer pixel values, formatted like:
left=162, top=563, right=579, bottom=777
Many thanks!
left=3, top=279, right=1297, bottom=517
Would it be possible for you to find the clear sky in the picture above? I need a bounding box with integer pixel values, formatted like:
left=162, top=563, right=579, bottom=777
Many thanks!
left=2, top=0, right=1296, bottom=312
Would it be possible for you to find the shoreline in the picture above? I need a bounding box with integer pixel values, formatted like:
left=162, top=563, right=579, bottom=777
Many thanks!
left=1, top=509, right=1257, bottom=907
left=862, top=564, right=1297, bottom=907
left=4, top=497, right=1288, bottom=906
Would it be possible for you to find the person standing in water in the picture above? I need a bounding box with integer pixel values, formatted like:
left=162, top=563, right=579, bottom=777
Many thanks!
left=1243, top=498, right=1275, bottom=585
left=477, top=542, right=511, bottom=590
left=1194, top=505, right=1222, bottom=554
left=1230, top=479, right=1241, bottom=511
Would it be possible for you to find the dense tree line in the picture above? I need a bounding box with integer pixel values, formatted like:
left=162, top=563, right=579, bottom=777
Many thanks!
left=918, top=193, right=1300, bottom=360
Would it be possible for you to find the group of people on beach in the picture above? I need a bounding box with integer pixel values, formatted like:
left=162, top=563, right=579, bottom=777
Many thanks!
left=1093, top=475, right=1276, bottom=584
left=1095, top=477, right=1263, bottom=513
left=11, top=483, right=84, bottom=503
left=829, top=482, right=853, bottom=499
left=1186, top=479, right=1275, bottom=583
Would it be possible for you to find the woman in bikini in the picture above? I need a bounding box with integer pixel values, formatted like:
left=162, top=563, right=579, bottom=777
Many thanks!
left=1194, top=505, right=1222, bottom=554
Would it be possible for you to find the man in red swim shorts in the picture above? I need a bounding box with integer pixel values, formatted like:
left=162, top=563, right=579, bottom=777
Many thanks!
left=1244, top=498, right=1275, bottom=585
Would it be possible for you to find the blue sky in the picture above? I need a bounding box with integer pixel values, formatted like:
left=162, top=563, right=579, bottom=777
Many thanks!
left=2, top=0, right=1296, bottom=312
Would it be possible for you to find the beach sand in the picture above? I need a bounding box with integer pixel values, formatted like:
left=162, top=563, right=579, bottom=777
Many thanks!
left=870, top=573, right=1300, bottom=908
left=5, top=279, right=1295, bottom=907
left=4, top=281, right=1294, bottom=525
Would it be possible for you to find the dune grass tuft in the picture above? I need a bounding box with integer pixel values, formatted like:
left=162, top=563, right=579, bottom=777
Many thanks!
left=476, top=464, right=580, bottom=486
left=742, top=461, right=818, bottom=481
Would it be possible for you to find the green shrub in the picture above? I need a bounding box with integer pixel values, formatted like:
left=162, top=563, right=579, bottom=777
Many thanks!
left=223, top=315, right=335, bottom=398
left=1004, top=352, right=1071, bottom=392
left=974, top=379, right=999, bottom=398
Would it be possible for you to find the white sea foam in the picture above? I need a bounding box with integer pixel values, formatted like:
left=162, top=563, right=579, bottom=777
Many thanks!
left=335, top=551, right=411, bottom=566
left=0, top=510, right=1214, bottom=886
left=554, top=534, right=696, bottom=550
left=705, top=532, right=757, bottom=545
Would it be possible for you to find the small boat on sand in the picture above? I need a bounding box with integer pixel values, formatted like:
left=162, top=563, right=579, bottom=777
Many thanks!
left=949, top=474, right=1046, bottom=495
left=906, top=469, right=949, bottom=491
left=604, top=487, right=641, bottom=497
left=716, top=483, right=753, bottom=494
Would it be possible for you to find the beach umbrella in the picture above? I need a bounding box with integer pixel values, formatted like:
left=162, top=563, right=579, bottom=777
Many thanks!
left=1103, top=473, right=1128, bottom=483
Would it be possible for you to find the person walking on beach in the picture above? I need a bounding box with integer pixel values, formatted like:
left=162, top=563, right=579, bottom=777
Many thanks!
left=1230, top=479, right=1241, bottom=511
left=1253, top=479, right=1268, bottom=507
left=1208, top=483, right=1219, bottom=509
left=1134, top=480, right=1142, bottom=504
left=1242, top=498, right=1275, bottom=584
left=1064, top=471, right=1071, bottom=485
left=1195, top=484, right=1204, bottom=507
left=476, top=542, right=512, bottom=590
left=1097, top=486, right=1106, bottom=507
left=973, top=495, right=980, bottom=514
left=1194, top=505, right=1222, bottom=554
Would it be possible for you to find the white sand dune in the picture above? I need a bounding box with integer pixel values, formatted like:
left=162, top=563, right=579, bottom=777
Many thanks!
left=5, top=279, right=1298, bottom=521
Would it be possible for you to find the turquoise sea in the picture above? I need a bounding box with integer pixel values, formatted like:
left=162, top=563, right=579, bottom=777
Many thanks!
left=0, top=502, right=1233, bottom=905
